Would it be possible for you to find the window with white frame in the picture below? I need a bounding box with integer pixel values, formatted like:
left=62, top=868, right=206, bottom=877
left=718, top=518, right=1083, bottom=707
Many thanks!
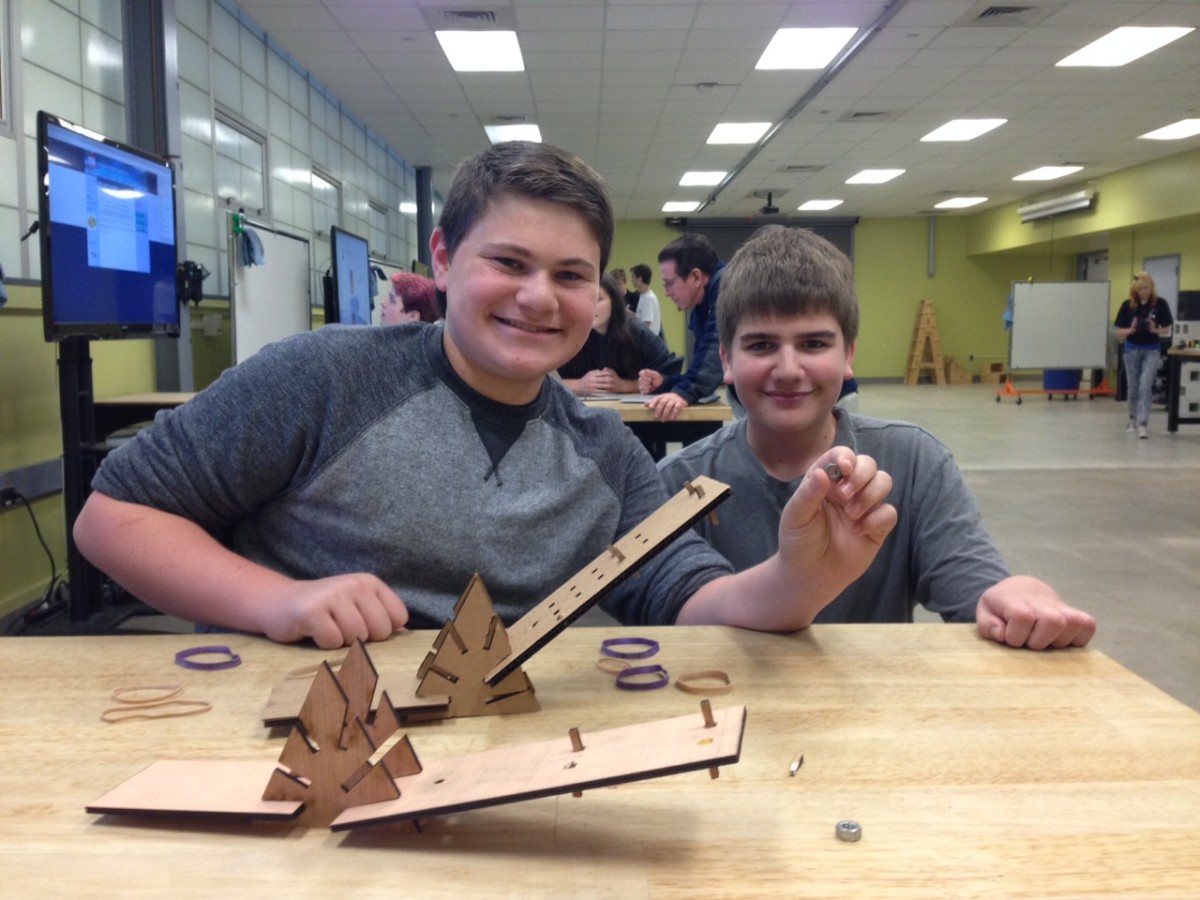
left=367, top=200, right=388, bottom=260
left=0, top=0, right=9, bottom=129
left=311, top=168, right=340, bottom=238
left=214, top=113, right=266, bottom=215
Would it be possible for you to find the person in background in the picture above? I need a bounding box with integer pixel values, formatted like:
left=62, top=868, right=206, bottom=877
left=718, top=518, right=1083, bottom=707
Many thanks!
left=381, top=271, right=439, bottom=324
left=72, top=141, right=897, bottom=650
left=558, top=273, right=679, bottom=395
left=639, top=233, right=726, bottom=422
left=1114, top=271, right=1173, bottom=439
left=609, top=267, right=640, bottom=314
left=658, top=225, right=1096, bottom=650
left=630, top=263, right=663, bottom=337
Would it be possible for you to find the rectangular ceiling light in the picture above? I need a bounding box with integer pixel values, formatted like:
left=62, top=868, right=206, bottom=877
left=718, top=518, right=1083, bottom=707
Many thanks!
left=921, top=119, right=1006, bottom=142
left=1013, top=165, right=1083, bottom=181
left=934, top=197, right=988, bottom=209
left=485, top=124, right=542, bottom=144
left=680, top=171, right=727, bottom=186
left=1056, top=26, right=1193, bottom=67
left=436, top=31, right=525, bottom=72
left=846, top=169, right=905, bottom=184
left=707, top=122, right=772, bottom=144
left=798, top=199, right=843, bottom=211
left=663, top=201, right=701, bottom=213
left=1017, top=190, right=1095, bottom=222
left=1139, top=119, right=1200, bottom=141
left=756, top=28, right=858, bottom=70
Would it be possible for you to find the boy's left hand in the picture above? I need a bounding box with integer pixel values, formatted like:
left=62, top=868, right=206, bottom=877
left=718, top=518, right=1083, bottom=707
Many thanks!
left=976, top=576, right=1096, bottom=649
left=777, top=450, right=897, bottom=602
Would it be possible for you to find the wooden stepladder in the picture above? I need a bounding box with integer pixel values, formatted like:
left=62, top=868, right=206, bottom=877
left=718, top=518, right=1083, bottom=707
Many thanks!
left=904, top=299, right=946, bottom=385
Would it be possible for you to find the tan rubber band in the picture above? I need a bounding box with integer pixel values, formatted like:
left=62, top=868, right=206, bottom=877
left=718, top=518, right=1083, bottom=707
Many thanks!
left=674, top=670, right=733, bottom=695
left=101, top=699, right=213, bottom=723
left=110, top=685, right=183, bottom=705
left=596, top=657, right=632, bottom=675
left=286, top=655, right=347, bottom=680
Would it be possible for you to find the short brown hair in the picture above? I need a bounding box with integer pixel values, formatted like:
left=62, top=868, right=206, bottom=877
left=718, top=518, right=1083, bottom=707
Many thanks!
left=438, top=141, right=614, bottom=273
left=718, top=226, right=859, bottom=349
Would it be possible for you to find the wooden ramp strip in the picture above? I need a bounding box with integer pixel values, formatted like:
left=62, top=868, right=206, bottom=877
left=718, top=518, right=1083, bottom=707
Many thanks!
left=331, top=704, right=746, bottom=830
left=87, top=759, right=301, bottom=820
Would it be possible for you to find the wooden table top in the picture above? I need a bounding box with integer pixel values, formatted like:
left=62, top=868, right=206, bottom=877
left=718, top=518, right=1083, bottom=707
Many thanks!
left=582, top=397, right=734, bottom=423
left=2, top=624, right=1197, bottom=897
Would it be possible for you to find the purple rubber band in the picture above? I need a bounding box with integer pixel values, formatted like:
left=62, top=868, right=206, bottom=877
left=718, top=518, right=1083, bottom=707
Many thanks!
left=174, top=645, right=242, bottom=671
left=615, top=664, right=670, bottom=691
left=600, top=637, right=660, bottom=660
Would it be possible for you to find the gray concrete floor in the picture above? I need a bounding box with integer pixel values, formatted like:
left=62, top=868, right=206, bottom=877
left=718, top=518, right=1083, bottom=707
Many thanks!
left=859, top=382, right=1200, bottom=712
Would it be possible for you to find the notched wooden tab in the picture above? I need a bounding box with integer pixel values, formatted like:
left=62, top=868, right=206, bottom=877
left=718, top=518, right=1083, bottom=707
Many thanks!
left=700, top=699, right=716, bottom=729
left=608, top=544, right=626, bottom=563
left=685, top=480, right=705, bottom=498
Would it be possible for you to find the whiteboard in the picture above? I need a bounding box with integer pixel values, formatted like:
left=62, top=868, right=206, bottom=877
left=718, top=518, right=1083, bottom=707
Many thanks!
left=1009, top=281, right=1111, bottom=370
left=230, top=221, right=312, bottom=364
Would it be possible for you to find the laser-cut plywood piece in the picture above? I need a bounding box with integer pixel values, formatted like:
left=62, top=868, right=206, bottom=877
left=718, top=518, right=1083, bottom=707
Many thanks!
left=262, top=477, right=731, bottom=725
left=490, top=475, right=730, bottom=684
left=89, top=639, right=745, bottom=831
left=412, top=573, right=540, bottom=718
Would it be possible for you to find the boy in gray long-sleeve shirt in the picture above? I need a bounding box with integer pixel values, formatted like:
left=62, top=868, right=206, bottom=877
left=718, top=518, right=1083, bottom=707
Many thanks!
left=658, top=226, right=1096, bottom=651
left=74, top=142, right=897, bottom=649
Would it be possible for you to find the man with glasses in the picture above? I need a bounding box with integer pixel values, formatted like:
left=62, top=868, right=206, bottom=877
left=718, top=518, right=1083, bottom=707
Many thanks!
left=639, top=233, right=726, bottom=421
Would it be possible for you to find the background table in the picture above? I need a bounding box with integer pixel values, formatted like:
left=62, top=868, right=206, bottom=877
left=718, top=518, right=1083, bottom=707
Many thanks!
left=583, top=398, right=733, bottom=459
left=1165, top=346, right=1200, bottom=433
left=1, top=624, right=1197, bottom=897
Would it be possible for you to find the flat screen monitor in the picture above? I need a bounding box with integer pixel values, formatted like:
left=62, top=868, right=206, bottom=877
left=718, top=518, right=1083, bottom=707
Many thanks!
left=328, top=225, right=371, bottom=325
left=37, top=111, right=180, bottom=342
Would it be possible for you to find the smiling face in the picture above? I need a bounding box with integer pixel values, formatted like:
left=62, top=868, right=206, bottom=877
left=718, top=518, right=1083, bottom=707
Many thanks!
left=722, top=311, right=855, bottom=445
left=432, top=194, right=601, bottom=405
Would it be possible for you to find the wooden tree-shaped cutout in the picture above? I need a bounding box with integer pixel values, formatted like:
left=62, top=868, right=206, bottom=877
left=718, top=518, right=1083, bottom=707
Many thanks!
left=262, top=641, right=422, bottom=826
left=414, top=573, right=539, bottom=718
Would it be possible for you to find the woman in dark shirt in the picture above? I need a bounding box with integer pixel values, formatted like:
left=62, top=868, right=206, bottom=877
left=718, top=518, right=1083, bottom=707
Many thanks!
left=1114, top=270, right=1173, bottom=439
left=559, top=273, right=680, bottom=395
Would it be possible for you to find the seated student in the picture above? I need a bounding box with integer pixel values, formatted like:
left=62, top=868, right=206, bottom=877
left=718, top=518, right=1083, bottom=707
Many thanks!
left=658, top=226, right=1096, bottom=651
left=381, top=271, right=439, bottom=324
left=73, top=142, right=897, bottom=650
left=558, top=273, right=680, bottom=395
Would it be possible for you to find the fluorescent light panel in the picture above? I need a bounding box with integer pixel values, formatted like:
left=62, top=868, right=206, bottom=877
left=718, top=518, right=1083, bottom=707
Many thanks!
left=798, top=200, right=843, bottom=211
left=485, top=124, right=542, bottom=144
left=1056, top=26, right=1193, bottom=67
left=707, top=122, right=772, bottom=144
left=846, top=169, right=904, bottom=184
left=934, top=197, right=987, bottom=209
left=663, top=201, right=700, bottom=213
left=1139, top=119, right=1200, bottom=141
left=680, top=171, right=726, bottom=187
left=921, top=119, right=1006, bottom=142
left=756, top=28, right=858, bottom=70
left=1013, top=166, right=1082, bottom=182
left=436, top=31, right=525, bottom=72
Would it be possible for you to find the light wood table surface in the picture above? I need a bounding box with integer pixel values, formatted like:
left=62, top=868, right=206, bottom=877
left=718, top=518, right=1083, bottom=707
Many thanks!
left=582, top=398, right=733, bottom=459
left=2, top=624, right=1197, bottom=897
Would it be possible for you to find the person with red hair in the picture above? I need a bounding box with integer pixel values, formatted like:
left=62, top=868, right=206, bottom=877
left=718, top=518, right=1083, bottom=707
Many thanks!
left=382, top=271, right=439, bottom=324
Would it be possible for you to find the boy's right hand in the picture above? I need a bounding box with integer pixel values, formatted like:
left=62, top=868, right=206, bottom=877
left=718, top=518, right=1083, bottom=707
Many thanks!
left=261, top=573, right=409, bottom=649
left=777, top=449, right=897, bottom=602
left=638, top=369, right=664, bottom=394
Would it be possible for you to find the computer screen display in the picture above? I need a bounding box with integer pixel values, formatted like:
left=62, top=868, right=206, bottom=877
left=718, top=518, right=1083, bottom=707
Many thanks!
left=328, top=226, right=371, bottom=325
left=37, top=111, right=179, bottom=342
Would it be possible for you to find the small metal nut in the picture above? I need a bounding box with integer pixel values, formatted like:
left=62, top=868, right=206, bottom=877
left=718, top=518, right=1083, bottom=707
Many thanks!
left=823, top=462, right=844, bottom=483
left=835, top=819, right=862, bottom=842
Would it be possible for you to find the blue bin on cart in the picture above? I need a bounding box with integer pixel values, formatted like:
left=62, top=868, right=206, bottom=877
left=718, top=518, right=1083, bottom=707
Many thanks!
left=1043, top=369, right=1082, bottom=392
